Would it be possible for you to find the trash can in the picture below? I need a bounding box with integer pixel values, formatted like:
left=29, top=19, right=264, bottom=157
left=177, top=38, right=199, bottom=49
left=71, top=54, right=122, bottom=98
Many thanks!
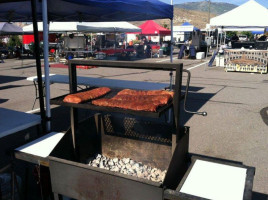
left=196, top=52, right=205, bottom=60
left=216, top=53, right=224, bottom=67
left=158, top=49, right=163, bottom=58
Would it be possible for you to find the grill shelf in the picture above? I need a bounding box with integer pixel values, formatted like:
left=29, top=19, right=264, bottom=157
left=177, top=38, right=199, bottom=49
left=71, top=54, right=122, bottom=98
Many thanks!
left=50, top=87, right=184, bottom=118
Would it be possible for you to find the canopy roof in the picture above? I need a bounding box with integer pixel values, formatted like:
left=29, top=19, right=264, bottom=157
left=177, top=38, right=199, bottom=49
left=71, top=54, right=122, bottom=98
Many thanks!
left=23, top=21, right=141, bottom=33
left=173, top=22, right=199, bottom=32
left=0, top=0, right=173, bottom=22
left=0, top=22, right=23, bottom=35
left=138, top=20, right=171, bottom=35
left=77, top=22, right=141, bottom=33
left=210, top=0, right=268, bottom=29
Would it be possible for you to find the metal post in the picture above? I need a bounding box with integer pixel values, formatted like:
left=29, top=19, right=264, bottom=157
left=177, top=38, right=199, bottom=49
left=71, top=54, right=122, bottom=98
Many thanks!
left=216, top=29, right=219, bottom=49
left=170, top=0, right=173, bottom=64
left=42, top=0, right=51, bottom=132
left=114, top=31, right=116, bottom=52
left=30, top=0, right=46, bottom=134
left=168, top=0, right=174, bottom=123
left=91, top=33, right=93, bottom=53
left=68, top=62, right=79, bottom=160
left=174, top=64, right=183, bottom=139
left=208, top=0, right=211, bottom=24
left=224, top=31, right=226, bottom=45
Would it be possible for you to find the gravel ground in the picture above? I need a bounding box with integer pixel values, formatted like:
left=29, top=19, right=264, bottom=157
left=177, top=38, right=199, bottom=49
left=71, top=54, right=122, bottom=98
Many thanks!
left=0, top=56, right=267, bottom=197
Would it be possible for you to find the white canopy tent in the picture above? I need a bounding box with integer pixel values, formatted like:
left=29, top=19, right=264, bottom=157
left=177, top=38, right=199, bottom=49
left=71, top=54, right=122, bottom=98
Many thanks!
left=23, top=21, right=141, bottom=33
left=210, top=0, right=268, bottom=30
left=77, top=22, right=141, bottom=33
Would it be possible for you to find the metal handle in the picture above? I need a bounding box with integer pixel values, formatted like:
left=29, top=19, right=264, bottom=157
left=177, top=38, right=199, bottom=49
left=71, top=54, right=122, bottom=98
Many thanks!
left=183, top=69, right=207, bottom=116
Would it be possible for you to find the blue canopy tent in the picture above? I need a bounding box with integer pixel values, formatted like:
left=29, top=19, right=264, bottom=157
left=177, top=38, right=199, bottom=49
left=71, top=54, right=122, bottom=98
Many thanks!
left=0, top=0, right=173, bottom=133
left=252, top=28, right=268, bottom=35
left=181, top=22, right=200, bottom=32
left=0, top=0, right=173, bottom=22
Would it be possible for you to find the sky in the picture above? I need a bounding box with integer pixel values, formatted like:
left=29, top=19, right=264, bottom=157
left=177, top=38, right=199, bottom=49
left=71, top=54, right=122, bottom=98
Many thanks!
left=159, top=0, right=268, bottom=7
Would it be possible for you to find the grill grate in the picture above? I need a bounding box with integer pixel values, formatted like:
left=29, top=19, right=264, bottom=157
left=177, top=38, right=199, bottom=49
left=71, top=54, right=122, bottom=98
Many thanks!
left=103, top=115, right=173, bottom=145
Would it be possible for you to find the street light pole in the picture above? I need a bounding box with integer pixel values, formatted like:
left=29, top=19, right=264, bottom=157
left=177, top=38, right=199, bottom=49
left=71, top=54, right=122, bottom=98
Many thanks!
left=208, top=0, right=211, bottom=24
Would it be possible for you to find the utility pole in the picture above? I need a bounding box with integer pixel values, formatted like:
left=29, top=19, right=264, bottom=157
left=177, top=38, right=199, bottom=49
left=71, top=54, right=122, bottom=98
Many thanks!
left=208, top=0, right=211, bottom=24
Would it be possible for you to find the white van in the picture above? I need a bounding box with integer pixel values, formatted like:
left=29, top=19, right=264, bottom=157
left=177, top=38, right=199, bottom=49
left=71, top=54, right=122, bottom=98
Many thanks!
left=238, top=35, right=248, bottom=41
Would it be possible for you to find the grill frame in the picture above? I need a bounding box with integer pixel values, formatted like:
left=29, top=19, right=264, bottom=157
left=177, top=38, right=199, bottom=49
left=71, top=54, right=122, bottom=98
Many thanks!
left=49, top=60, right=187, bottom=199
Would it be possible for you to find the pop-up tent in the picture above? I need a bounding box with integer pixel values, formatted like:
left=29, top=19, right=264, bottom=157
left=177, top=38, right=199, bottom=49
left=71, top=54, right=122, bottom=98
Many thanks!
left=23, top=22, right=141, bottom=33
left=174, top=22, right=199, bottom=32
left=210, top=0, right=268, bottom=30
left=0, top=22, right=23, bottom=35
left=77, top=22, right=141, bottom=33
left=173, top=22, right=200, bottom=42
left=0, top=0, right=173, bottom=22
left=138, top=20, right=171, bottom=35
left=0, top=0, right=173, bottom=133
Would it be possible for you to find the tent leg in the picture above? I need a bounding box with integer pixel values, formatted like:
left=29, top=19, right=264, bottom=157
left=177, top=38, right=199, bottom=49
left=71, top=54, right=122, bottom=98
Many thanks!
left=168, top=1, right=174, bottom=124
left=30, top=0, right=46, bottom=134
left=42, top=0, right=51, bottom=132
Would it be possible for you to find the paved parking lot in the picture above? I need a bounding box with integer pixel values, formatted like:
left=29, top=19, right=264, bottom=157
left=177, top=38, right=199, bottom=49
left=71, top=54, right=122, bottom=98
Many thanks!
left=1, top=57, right=268, bottom=197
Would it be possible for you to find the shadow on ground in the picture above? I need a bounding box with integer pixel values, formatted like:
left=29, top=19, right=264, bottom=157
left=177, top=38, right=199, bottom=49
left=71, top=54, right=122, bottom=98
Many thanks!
left=180, top=92, right=215, bottom=125
left=0, top=84, right=31, bottom=90
left=0, top=98, right=9, bottom=104
left=252, top=191, right=268, bottom=200
left=0, top=75, right=26, bottom=84
left=260, top=107, right=268, bottom=126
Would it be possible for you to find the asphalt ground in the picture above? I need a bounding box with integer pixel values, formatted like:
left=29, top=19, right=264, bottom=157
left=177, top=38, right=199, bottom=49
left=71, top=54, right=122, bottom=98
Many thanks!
left=0, top=56, right=268, bottom=197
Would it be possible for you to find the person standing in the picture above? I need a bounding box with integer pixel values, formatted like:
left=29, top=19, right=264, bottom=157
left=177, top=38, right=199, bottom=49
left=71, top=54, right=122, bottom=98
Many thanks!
left=129, top=39, right=133, bottom=46
left=231, top=34, right=239, bottom=48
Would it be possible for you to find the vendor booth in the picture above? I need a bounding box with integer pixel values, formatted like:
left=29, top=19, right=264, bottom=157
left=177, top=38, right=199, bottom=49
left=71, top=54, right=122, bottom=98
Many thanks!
left=128, top=20, right=171, bottom=43
left=23, top=21, right=141, bottom=59
left=209, top=0, right=268, bottom=73
left=173, top=22, right=200, bottom=43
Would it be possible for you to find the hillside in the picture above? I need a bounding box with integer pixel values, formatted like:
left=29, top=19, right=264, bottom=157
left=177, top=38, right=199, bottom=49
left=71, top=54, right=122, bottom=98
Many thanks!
left=174, top=1, right=237, bottom=15
left=131, top=7, right=217, bottom=30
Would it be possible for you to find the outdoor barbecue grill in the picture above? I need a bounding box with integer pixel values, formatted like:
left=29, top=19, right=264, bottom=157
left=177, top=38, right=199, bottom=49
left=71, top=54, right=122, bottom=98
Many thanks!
left=48, top=60, right=190, bottom=200
left=48, top=60, right=254, bottom=200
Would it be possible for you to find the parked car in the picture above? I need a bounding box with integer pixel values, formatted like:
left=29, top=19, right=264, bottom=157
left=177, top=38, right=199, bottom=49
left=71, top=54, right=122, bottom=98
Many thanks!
left=238, top=35, right=248, bottom=41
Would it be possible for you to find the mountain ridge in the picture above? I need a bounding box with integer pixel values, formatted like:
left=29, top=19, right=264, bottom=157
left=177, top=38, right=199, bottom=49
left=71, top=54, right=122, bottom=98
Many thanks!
left=174, top=1, right=237, bottom=15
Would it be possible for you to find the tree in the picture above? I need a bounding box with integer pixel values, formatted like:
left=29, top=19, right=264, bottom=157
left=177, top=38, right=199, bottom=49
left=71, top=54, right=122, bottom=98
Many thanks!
left=226, top=31, right=237, bottom=38
left=7, top=35, right=22, bottom=48
left=241, top=31, right=253, bottom=41
left=162, top=22, right=169, bottom=29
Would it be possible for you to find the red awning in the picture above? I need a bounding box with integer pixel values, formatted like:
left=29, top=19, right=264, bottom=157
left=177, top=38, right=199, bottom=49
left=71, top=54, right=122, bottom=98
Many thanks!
left=22, top=33, right=57, bottom=44
left=138, top=20, right=171, bottom=35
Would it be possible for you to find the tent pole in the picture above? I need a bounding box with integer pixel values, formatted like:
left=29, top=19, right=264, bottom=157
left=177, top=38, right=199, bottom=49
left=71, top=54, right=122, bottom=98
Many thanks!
left=114, top=30, right=116, bottom=52
left=168, top=0, right=173, bottom=124
left=169, top=0, right=174, bottom=85
left=30, top=0, right=46, bottom=134
left=91, top=33, right=93, bottom=53
left=216, top=28, right=219, bottom=49
left=42, top=0, right=51, bottom=132
left=224, top=31, right=226, bottom=45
